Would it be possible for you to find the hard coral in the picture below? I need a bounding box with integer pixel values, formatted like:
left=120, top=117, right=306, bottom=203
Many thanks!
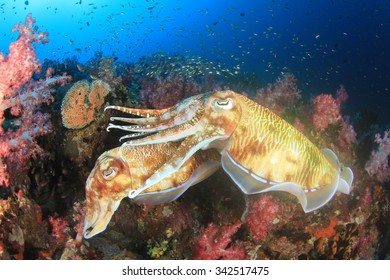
left=193, top=221, right=246, bottom=260
left=61, top=79, right=110, bottom=129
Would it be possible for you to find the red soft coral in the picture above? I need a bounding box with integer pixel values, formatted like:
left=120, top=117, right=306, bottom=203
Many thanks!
left=311, top=85, right=349, bottom=132
left=246, top=195, right=279, bottom=241
left=254, top=73, right=301, bottom=115
left=193, top=221, right=246, bottom=260
left=139, top=74, right=200, bottom=109
left=312, top=94, right=340, bottom=132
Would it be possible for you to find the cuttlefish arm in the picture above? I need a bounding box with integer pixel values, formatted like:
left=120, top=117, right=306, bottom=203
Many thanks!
left=105, top=94, right=206, bottom=130
left=127, top=134, right=227, bottom=198
left=83, top=142, right=220, bottom=239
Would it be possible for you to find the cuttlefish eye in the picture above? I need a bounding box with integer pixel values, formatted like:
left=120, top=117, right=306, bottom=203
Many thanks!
left=213, top=98, right=234, bottom=110
left=102, top=167, right=118, bottom=180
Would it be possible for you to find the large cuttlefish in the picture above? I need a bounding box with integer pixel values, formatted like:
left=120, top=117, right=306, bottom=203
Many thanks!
left=83, top=142, right=220, bottom=238
left=106, top=90, right=353, bottom=213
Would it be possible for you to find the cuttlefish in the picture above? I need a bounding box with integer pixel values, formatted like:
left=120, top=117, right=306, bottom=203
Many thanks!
left=83, top=142, right=220, bottom=238
left=106, top=90, right=353, bottom=213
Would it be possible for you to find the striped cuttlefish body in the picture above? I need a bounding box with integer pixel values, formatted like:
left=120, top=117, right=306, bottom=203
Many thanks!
left=106, top=90, right=353, bottom=214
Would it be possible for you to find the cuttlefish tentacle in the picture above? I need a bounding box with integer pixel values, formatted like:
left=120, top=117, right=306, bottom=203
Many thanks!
left=106, top=94, right=206, bottom=140
left=109, top=90, right=353, bottom=213
left=105, top=105, right=172, bottom=117
left=105, top=105, right=176, bottom=127
left=120, top=105, right=207, bottom=146
left=106, top=103, right=202, bottom=133
left=107, top=123, right=167, bottom=133
left=84, top=142, right=220, bottom=238
left=105, top=94, right=206, bottom=126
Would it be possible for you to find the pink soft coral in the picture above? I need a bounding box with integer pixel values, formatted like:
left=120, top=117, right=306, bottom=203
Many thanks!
left=312, top=94, right=340, bottom=132
left=193, top=221, right=246, bottom=260
left=140, top=74, right=200, bottom=109
left=338, top=118, right=357, bottom=149
left=311, top=85, right=350, bottom=132
left=48, top=216, right=70, bottom=242
left=365, top=130, right=390, bottom=183
left=0, top=14, right=71, bottom=186
left=254, top=73, right=301, bottom=115
left=245, top=195, right=279, bottom=241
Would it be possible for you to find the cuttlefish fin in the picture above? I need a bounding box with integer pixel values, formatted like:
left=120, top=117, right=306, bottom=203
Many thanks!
left=321, top=148, right=353, bottom=194
left=321, top=148, right=340, bottom=169
left=300, top=149, right=352, bottom=211
left=221, top=149, right=352, bottom=213
left=133, top=160, right=220, bottom=204
left=339, top=165, right=353, bottom=194
left=128, top=134, right=225, bottom=199
left=222, top=149, right=308, bottom=209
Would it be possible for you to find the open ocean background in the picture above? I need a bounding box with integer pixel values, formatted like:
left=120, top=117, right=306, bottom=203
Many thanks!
left=1, top=0, right=389, bottom=123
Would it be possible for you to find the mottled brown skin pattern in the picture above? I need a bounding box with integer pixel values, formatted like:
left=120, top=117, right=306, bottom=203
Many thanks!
left=207, top=91, right=336, bottom=190
left=85, top=142, right=220, bottom=227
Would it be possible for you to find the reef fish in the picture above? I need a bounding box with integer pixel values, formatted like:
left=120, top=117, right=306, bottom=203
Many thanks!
left=83, top=142, right=220, bottom=238
left=106, top=90, right=353, bottom=213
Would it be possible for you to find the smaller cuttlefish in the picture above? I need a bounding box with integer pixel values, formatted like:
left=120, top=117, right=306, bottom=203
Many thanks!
left=83, top=142, right=220, bottom=239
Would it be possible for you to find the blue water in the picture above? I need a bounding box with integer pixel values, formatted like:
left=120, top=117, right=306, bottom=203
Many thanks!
left=1, top=0, right=389, bottom=124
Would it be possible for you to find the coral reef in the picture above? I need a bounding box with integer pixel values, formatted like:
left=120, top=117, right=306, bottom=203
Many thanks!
left=311, top=85, right=349, bottom=132
left=0, top=15, right=388, bottom=260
